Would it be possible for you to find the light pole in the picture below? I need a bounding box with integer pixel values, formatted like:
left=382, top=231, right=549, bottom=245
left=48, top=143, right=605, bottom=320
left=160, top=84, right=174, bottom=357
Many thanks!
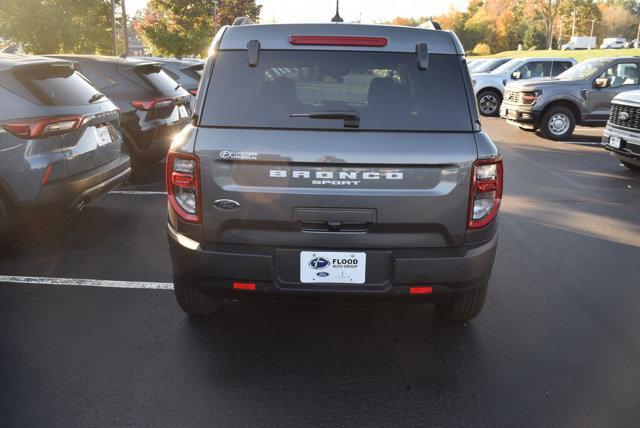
left=111, top=0, right=117, bottom=55
left=571, top=9, right=576, bottom=38
left=636, top=19, right=640, bottom=48
left=589, top=19, right=597, bottom=50
left=122, top=0, right=129, bottom=57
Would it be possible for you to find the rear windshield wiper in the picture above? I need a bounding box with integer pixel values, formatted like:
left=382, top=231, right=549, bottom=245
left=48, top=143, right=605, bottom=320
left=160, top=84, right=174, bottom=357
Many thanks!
left=88, top=93, right=105, bottom=103
left=290, top=110, right=360, bottom=128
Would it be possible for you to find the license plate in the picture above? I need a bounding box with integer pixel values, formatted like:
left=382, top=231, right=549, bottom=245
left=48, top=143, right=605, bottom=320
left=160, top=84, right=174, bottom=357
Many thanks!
left=300, top=251, right=366, bottom=284
left=609, top=136, right=621, bottom=149
left=95, top=126, right=112, bottom=146
left=178, top=105, right=189, bottom=119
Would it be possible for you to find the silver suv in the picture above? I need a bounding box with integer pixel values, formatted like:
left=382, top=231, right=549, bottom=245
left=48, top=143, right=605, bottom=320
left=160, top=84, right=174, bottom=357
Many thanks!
left=500, top=57, right=640, bottom=140
left=166, top=21, right=503, bottom=323
left=472, top=57, right=576, bottom=116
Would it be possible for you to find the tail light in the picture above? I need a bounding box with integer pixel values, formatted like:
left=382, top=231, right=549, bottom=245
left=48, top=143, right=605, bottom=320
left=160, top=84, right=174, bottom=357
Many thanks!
left=130, top=97, right=174, bottom=110
left=1, top=115, right=83, bottom=139
left=166, top=152, right=201, bottom=223
left=468, top=158, right=503, bottom=229
left=188, top=89, right=198, bottom=96
left=289, top=35, right=388, bottom=47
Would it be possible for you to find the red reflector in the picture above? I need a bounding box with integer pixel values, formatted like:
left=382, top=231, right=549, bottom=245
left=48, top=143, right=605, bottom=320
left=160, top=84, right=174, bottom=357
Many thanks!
left=171, top=171, right=195, bottom=187
left=288, top=35, right=388, bottom=47
left=476, top=180, right=498, bottom=192
left=41, top=164, right=53, bottom=185
left=409, top=286, right=433, bottom=295
left=233, top=282, right=256, bottom=291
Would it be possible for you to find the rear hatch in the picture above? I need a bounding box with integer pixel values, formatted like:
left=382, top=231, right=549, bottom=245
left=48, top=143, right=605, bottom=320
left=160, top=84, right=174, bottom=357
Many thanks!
left=8, top=61, right=122, bottom=175
left=119, top=63, right=191, bottom=125
left=195, top=47, right=477, bottom=249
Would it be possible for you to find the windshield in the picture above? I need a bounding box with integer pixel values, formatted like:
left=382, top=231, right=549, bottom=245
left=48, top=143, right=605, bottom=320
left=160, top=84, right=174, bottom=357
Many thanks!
left=492, top=59, right=524, bottom=74
left=201, top=50, right=473, bottom=131
left=474, top=58, right=510, bottom=73
left=557, top=59, right=609, bottom=80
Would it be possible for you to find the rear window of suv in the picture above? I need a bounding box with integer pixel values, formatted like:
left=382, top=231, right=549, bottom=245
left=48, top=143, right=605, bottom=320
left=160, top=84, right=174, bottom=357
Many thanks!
left=135, top=65, right=180, bottom=92
left=200, top=50, right=473, bottom=131
left=10, top=64, right=103, bottom=106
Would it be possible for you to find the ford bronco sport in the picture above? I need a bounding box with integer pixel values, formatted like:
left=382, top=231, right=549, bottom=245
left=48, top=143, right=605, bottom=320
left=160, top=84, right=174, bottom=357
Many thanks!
left=166, top=21, right=503, bottom=322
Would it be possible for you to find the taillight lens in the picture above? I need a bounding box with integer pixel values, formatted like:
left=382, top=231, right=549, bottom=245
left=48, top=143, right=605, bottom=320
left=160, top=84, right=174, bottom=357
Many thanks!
left=1, top=115, right=83, bottom=139
left=188, top=89, right=197, bottom=96
left=130, top=97, right=174, bottom=110
left=468, top=158, right=503, bottom=229
left=166, top=152, right=201, bottom=223
left=288, top=35, right=388, bottom=47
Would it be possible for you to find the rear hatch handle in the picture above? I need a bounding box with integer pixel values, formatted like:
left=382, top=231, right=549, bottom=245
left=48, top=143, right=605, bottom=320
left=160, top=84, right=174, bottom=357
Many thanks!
left=294, top=208, right=376, bottom=232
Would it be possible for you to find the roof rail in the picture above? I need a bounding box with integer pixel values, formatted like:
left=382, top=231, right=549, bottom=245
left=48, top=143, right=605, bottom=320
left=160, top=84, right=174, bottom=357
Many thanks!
left=233, top=17, right=255, bottom=26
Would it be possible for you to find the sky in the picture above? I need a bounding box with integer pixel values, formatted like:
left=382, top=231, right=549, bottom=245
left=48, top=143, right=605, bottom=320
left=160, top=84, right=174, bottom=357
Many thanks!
left=127, top=0, right=469, bottom=23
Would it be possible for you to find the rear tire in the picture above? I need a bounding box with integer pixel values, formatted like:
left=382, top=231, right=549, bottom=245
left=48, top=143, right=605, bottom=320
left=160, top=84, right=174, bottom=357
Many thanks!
left=436, top=283, right=488, bottom=323
left=0, top=193, right=20, bottom=252
left=621, top=160, right=640, bottom=171
left=173, top=278, right=223, bottom=315
left=477, top=90, right=502, bottom=117
left=539, top=106, right=575, bottom=140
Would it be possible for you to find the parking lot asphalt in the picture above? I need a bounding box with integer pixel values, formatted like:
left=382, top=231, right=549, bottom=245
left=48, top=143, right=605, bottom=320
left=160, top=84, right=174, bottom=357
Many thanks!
left=2, top=118, right=640, bottom=426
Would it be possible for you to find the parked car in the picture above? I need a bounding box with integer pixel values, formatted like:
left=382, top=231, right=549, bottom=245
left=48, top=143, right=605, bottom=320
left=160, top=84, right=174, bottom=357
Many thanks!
left=0, top=54, right=130, bottom=250
left=500, top=57, right=640, bottom=140
left=467, top=58, right=486, bottom=72
left=600, top=38, right=626, bottom=49
left=561, top=36, right=596, bottom=50
left=472, top=57, right=576, bottom=116
left=602, top=89, right=640, bottom=170
left=133, top=57, right=204, bottom=105
left=167, top=21, right=502, bottom=323
left=46, top=55, right=192, bottom=166
left=470, top=57, right=512, bottom=74
left=623, top=39, right=638, bottom=49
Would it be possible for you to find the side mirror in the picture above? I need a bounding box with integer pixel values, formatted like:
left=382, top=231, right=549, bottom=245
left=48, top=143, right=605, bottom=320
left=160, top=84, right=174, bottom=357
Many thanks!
left=511, top=71, right=521, bottom=80
left=594, top=78, right=609, bottom=89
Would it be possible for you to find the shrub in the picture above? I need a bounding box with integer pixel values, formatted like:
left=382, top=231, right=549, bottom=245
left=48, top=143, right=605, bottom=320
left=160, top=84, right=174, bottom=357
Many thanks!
left=472, top=43, right=492, bottom=56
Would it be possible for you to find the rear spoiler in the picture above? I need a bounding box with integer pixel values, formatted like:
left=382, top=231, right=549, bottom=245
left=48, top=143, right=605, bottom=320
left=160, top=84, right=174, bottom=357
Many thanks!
left=5, top=58, right=76, bottom=73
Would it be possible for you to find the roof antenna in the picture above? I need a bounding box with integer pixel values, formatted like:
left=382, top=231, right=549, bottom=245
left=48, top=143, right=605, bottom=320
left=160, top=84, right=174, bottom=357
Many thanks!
left=331, top=0, right=343, bottom=23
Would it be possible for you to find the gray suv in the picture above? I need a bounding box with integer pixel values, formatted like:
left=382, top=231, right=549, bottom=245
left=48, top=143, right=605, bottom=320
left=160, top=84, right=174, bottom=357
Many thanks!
left=602, top=89, right=640, bottom=170
left=0, top=54, right=130, bottom=250
left=167, top=21, right=503, bottom=323
left=500, top=57, right=640, bottom=140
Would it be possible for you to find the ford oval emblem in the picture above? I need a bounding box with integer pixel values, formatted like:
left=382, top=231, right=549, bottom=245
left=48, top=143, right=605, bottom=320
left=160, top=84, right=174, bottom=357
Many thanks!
left=618, top=111, right=630, bottom=121
left=316, top=272, right=330, bottom=277
left=213, top=199, right=240, bottom=211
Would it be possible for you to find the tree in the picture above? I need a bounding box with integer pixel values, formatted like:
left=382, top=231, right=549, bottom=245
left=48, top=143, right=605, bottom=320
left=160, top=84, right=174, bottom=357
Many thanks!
left=472, top=43, right=492, bottom=56
left=136, top=0, right=261, bottom=57
left=599, top=2, right=638, bottom=39
left=0, top=0, right=113, bottom=54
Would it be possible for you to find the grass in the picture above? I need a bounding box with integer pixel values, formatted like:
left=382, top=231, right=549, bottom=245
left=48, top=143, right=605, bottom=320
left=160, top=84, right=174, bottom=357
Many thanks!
left=477, top=48, right=640, bottom=62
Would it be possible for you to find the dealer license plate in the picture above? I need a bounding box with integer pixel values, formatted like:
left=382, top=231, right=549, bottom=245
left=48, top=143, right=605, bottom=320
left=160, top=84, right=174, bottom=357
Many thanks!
left=95, top=126, right=112, bottom=146
left=300, top=251, right=366, bottom=284
left=609, top=136, right=621, bottom=149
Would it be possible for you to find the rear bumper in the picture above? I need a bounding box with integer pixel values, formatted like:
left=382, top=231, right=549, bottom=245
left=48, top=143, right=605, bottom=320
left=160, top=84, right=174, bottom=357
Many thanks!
left=602, top=125, right=640, bottom=166
left=22, top=154, right=131, bottom=211
left=168, top=225, right=498, bottom=304
left=500, top=103, right=540, bottom=129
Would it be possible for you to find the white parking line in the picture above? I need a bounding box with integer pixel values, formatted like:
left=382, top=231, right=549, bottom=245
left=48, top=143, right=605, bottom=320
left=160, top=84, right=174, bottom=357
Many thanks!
left=109, top=190, right=167, bottom=195
left=0, top=275, right=174, bottom=290
left=555, top=141, right=602, bottom=146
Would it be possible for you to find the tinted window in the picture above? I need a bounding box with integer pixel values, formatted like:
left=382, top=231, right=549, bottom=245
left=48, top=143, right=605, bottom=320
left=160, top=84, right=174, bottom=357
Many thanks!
left=552, top=61, right=573, bottom=76
left=136, top=65, right=179, bottom=92
left=13, top=64, right=103, bottom=106
left=77, top=64, right=118, bottom=89
left=597, top=63, right=639, bottom=88
left=201, top=50, right=472, bottom=131
left=516, top=61, right=551, bottom=79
